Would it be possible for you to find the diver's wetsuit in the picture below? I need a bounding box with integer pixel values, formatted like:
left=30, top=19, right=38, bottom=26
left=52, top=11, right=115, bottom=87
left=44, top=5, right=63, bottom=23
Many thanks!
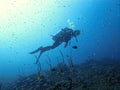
left=30, top=27, right=79, bottom=64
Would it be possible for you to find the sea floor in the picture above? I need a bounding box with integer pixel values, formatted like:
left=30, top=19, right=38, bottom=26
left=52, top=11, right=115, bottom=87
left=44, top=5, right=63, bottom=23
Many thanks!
left=1, top=58, right=120, bottom=90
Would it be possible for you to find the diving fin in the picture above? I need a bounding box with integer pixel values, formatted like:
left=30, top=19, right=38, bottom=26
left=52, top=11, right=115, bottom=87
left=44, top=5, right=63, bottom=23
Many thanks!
left=29, top=46, right=43, bottom=54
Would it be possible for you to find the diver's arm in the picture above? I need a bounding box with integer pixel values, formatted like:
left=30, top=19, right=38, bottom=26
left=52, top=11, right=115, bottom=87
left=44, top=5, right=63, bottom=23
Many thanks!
left=64, top=40, right=69, bottom=48
left=74, top=36, right=78, bottom=42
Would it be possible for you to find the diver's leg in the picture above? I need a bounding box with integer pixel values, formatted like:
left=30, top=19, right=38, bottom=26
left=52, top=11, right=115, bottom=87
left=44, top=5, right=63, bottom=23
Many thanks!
left=35, top=46, right=52, bottom=64
left=35, top=42, right=61, bottom=64
left=51, top=41, right=61, bottom=49
left=29, top=46, right=43, bottom=54
left=35, top=45, right=55, bottom=64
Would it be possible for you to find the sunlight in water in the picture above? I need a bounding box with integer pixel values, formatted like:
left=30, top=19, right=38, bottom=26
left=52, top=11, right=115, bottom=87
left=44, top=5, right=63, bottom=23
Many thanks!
left=0, top=0, right=58, bottom=44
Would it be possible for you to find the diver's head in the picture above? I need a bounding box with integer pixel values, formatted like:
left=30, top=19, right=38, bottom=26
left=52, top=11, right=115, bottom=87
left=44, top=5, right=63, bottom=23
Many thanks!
left=74, top=30, right=80, bottom=36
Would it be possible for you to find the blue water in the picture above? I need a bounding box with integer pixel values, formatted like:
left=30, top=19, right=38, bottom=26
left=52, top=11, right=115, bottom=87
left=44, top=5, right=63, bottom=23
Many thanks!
left=0, top=0, right=120, bottom=82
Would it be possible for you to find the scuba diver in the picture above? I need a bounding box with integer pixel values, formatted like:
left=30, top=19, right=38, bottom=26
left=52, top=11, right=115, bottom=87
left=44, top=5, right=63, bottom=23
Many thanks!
left=29, top=27, right=80, bottom=64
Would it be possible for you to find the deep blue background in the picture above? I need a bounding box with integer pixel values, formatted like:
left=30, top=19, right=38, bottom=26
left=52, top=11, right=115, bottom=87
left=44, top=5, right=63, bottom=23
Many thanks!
left=0, top=0, right=120, bottom=82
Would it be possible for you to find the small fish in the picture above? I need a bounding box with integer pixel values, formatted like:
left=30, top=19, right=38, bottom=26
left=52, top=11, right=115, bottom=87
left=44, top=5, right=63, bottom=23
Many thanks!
left=72, top=46, right=78, bottom=49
